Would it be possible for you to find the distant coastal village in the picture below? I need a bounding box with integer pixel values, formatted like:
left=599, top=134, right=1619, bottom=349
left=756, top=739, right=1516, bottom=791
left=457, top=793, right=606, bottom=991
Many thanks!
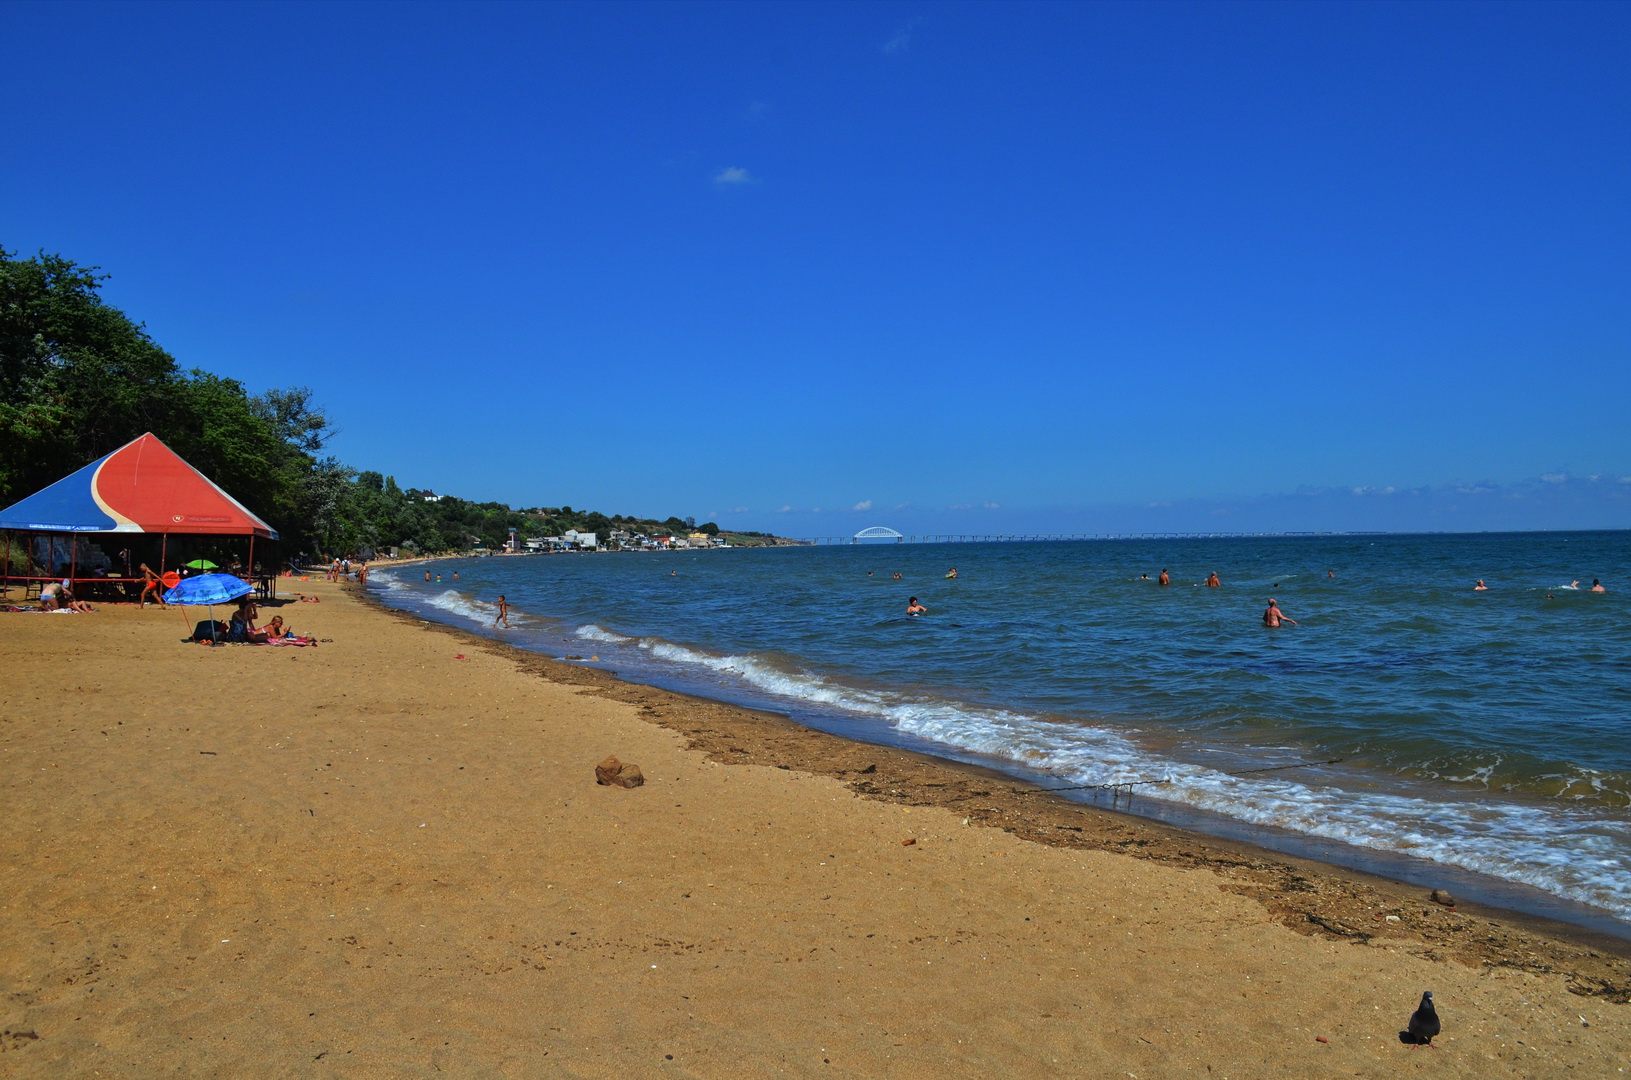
left=391, top=489, right=803, bottom=559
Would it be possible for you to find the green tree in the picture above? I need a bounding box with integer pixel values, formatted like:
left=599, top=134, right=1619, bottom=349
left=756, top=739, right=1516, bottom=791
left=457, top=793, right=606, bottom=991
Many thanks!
left=0, top=249, right=179, bottom=502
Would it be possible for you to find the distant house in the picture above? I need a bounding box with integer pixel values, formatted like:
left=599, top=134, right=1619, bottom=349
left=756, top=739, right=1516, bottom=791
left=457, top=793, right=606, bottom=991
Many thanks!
left=564, top=529, right=599, bottom=549
left=687, top=532, right=711, bottom=545
left=421, top=491, right=442, bottom=502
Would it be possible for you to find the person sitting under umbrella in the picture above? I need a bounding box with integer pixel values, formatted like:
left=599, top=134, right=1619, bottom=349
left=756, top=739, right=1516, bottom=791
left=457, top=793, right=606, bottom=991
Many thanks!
left=227, top=597, right=266, bottom=643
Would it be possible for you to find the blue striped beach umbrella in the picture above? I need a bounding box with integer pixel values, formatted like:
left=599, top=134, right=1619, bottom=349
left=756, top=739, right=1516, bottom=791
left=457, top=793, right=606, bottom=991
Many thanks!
left=163, top=573, right=252, bottom=606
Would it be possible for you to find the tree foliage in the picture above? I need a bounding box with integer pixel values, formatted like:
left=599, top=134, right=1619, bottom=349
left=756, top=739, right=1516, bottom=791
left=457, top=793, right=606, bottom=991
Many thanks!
left=1, top=248, right=780, bottom=558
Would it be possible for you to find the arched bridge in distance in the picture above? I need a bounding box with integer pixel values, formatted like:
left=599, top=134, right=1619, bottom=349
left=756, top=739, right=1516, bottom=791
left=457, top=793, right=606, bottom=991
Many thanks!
left=852, top=526, right=904, bottom=543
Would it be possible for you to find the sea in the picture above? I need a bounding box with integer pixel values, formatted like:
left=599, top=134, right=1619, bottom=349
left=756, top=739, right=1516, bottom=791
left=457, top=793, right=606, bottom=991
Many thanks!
left=368, top=531, right=1631, bottom=937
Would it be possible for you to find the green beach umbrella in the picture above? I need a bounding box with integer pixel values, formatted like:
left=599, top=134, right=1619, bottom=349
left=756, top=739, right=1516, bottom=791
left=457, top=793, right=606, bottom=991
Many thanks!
left=184, top=558, right=219, bottom=570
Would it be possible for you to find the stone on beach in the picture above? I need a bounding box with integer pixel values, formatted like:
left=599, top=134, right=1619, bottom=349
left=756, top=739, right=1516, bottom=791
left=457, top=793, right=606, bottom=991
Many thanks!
left=595, top=755, right=645, bottom=788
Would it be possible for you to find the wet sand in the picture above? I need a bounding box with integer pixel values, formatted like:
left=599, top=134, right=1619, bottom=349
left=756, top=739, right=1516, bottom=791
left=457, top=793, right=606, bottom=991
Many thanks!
left=2, top=579, right=1628, bottom=1077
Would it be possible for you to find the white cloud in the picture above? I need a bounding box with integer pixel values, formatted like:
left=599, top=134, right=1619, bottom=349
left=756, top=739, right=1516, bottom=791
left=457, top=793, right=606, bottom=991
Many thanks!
left=853, top=500, right=873, bottom=512
left=982, top=502, right=1000, bottom=510
left=948, top=503, right=972, bottom=510
left=714, top=166, right=754, bottom=185
left=1540, top=472, right=1569, bottom=484
left=882, top=16, right=925, bottom=53
left=777, top=505, right=794, bottom=513
left=730, top=506, right=748, bottom=514
left=894, top=501, right=911, bottom=510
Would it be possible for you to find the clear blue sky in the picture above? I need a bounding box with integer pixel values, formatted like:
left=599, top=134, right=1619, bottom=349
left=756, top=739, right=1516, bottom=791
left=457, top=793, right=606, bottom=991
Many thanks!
left=5, top=1, right=1628, bottom=534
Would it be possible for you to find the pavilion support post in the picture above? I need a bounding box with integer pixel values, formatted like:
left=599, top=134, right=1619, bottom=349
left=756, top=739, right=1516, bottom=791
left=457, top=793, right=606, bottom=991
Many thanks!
left=247, top=535, right=255, bottom=580
left=161, top=534, right=168, bottom=576
left=3, top=533, right=10, bottom=601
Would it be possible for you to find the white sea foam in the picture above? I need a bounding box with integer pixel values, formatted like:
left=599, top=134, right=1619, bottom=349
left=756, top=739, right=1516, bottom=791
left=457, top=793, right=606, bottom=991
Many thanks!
left=605, top=632, right=1631, bottom=919
left=576, top=625, right=633, bottom=644
left=423, top=588, right=500, bottom=625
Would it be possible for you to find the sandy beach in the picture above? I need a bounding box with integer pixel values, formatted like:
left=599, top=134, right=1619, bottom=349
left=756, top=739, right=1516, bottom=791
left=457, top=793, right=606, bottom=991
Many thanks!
left=3, top=580, right=1628, bottom=1078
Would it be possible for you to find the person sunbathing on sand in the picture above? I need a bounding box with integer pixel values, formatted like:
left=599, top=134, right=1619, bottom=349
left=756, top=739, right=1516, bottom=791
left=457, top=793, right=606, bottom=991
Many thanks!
left=40, top=581, right=94, bottom=613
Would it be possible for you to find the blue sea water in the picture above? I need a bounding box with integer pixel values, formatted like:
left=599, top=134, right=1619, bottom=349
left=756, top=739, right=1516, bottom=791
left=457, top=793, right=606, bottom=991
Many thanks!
left=370, top=532, right=1631, bottom=931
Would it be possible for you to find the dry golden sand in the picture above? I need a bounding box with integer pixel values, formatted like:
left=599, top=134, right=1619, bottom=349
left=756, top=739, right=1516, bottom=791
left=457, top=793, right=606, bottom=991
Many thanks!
left=3, top=579, right=1629, bottom=1078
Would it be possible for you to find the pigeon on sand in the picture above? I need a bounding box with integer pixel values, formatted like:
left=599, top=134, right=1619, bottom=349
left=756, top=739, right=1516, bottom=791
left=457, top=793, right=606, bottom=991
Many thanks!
left=1406, top=991, right=1440, bottom=1047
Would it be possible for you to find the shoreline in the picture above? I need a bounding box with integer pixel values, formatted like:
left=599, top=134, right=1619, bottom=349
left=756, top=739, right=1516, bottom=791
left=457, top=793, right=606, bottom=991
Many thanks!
left=367, top=565, right=1631, bottom=947
left=4, top=579, right=1628, bottom=1075
left=353, top=579, right=1631, bottom=981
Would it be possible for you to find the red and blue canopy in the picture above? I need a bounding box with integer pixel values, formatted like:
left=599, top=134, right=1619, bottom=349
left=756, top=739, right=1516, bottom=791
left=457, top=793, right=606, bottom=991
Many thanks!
left=0, top=433, right=278, bottom=538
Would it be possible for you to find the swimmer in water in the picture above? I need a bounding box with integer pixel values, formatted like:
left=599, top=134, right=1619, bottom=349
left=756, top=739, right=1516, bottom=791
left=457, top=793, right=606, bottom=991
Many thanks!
left=1263, top=598, right=1297, bottom=628
left=1204, top=572, right=1221, bottom=588
left=1158, top=568, right=1170, bottom=587
left=946, top=568, right=957, bottom=579
left=1328, top=569, right=1336, bottom=578
left=1591, top=578, right=1607, bottom=593
left=1139, top=573, right=1150, bottom=581
left=892, top=572, right=902, bottom=580
left=906, top=597, right=927, bottom=616
left=1474, top=580, right=1488, bottom=591
left=493, top=595, right=510, bottom=629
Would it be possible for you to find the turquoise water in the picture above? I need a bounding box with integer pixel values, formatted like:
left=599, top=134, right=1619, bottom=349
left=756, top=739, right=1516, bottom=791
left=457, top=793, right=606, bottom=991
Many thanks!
left=371, top=532, right=1631, bottom=928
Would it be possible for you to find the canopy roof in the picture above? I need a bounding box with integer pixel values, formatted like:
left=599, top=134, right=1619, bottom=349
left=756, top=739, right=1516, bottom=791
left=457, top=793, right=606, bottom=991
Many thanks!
left=0, top=433, right=279, bottom=538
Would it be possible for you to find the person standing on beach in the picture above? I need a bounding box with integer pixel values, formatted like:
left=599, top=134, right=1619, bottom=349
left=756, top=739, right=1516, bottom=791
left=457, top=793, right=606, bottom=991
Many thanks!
left=493, top=595, right=511, bottom=628
left=139, top=563, right=166, bottom=607
left=1263, top=598, right=1297, bottom=628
